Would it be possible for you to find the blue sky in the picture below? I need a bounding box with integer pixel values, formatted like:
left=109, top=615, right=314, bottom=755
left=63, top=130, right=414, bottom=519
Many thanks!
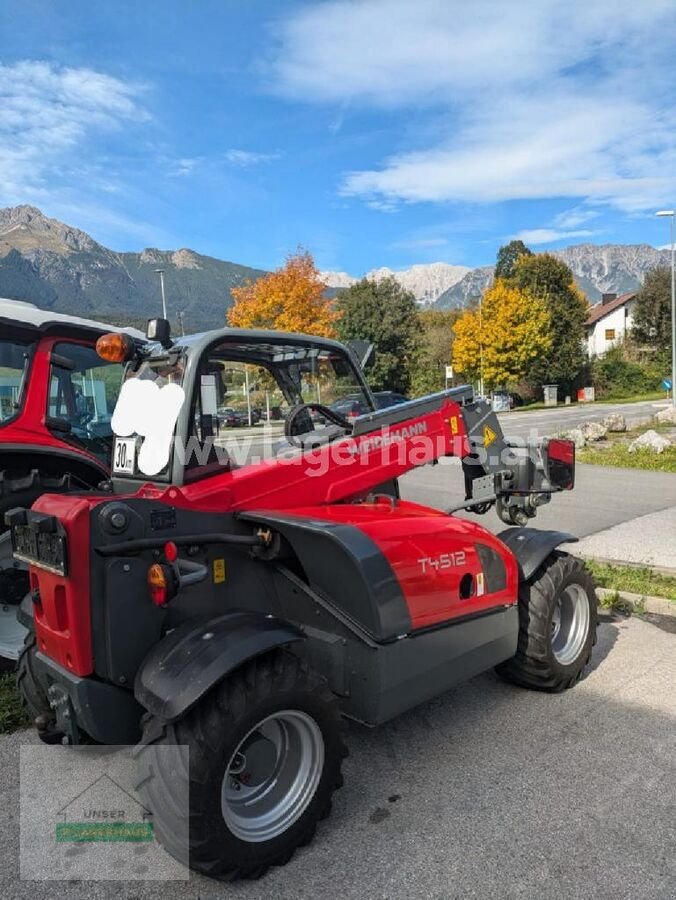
left=1, top=0, right=675, bottom=273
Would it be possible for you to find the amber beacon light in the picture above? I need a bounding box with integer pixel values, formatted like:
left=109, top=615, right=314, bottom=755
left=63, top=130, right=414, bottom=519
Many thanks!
left=96, top=332, right=136, bottom=363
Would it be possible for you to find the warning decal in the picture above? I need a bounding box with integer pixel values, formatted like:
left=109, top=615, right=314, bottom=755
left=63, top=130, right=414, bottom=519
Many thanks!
left=483, top=425, right=497, bottom=447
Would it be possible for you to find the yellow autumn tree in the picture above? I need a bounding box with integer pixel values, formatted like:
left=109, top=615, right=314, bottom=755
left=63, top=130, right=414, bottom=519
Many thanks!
left=228, top=249, right=338, bottom=337
left=452, top=280, right=552, bottom=388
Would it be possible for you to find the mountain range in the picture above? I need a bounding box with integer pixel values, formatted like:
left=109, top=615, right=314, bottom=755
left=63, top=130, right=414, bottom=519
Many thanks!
left=0, top=206, right=265, bottom=332
left=0, top=206, right=670, bottom=330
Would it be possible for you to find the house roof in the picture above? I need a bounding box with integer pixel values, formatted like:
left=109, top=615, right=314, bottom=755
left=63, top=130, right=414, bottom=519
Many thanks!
left=585, top=291, right=637, bottom=326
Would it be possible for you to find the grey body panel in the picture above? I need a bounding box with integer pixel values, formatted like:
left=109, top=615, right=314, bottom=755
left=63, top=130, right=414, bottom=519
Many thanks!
left=497, top=527, right=578, bottom=581
left=134, top=610, right=304, bottom=722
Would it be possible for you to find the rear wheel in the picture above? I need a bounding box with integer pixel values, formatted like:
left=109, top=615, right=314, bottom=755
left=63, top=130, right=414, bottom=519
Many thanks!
left=16, top=629, right=51, bottom=721
left=496, top=552, right=597, bottom=691
left=136, top=650, right=347, bottom=880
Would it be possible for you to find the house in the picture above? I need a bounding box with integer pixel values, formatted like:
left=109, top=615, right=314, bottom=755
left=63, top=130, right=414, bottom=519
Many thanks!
left=585, top=291, right=637, bottom=357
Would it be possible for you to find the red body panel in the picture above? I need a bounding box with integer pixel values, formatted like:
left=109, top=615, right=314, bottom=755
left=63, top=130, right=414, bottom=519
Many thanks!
left=30, top=493, right=98, bottom=676
left=264, top=500, right=518, bottom=630
left=1, top=335, right=107, bottom=471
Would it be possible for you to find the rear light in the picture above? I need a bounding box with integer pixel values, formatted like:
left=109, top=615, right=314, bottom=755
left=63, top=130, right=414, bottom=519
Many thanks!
left=164, top=541, right=178, bottom=562
left=543, top=438, right=575, bottom=491
left=147, top=563, right=175, bottom=607
left=96, top=332, right=136, bottom=363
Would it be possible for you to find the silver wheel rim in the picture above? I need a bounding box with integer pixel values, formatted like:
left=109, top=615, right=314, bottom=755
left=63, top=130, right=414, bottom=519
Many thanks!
left=221, top=709, right=324, bottom=843
left=551, top=583, right=590, bottom=666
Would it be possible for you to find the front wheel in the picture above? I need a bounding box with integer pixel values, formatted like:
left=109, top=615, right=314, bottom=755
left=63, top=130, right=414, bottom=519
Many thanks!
left=496, top=552, right=597, bottom=691
left=135, top=650, right=347, bottom=880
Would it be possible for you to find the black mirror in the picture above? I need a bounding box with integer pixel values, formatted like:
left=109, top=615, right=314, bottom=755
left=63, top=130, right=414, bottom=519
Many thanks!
left=147, top=318, right=172, bottom=348
left=543, top=438, right=575, bottom=490
left=346, top=340, right=376, bottom=371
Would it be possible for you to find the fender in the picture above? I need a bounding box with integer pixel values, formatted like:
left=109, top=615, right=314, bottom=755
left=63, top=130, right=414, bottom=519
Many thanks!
left=497, top=527, right=578, bottom=581
left=134, top=610, right=304, bottom=723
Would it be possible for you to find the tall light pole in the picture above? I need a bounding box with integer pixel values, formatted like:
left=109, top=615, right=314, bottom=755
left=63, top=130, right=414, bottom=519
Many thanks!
left=154, top=268, right=167, bottom=320
left=656, top=210, right=675, bottom=407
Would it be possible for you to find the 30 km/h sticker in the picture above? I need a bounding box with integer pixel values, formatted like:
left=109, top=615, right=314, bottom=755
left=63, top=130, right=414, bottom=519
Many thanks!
left=483, top=425, right=497, bottom=447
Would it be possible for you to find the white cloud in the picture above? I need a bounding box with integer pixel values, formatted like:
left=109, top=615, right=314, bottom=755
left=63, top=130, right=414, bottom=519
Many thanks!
left=271, top=0, right=676, bottom=213
left=223, top=149, right=278, bottom=167
left=0, top=60, right=146, bottom=203
left=553, top=207, right=600, bottom=229
left=513, top=228, right=598, bottom=246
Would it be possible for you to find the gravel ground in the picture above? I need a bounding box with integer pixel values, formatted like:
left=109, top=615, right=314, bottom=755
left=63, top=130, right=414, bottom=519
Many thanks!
left=1, top=613, right=674, bottom=900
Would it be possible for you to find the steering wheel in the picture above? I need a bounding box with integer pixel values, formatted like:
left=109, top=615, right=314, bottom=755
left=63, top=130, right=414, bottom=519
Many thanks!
left=284, top=402, right=353, bottom=447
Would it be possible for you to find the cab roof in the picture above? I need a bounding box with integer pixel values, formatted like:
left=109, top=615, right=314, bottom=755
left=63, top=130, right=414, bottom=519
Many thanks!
left=0, top=298, right=146, bottom=341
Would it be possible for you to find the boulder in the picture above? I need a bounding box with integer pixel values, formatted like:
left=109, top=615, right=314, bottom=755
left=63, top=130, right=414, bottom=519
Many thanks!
left=580, top=421, right=608, bottom=442
left=560, top=427, right=587, bottom=449
left=601, top=413, right=627, bottom=433
left=628, top=430, right=672, bottom=454
left=656, top=406, right=676, bottom=426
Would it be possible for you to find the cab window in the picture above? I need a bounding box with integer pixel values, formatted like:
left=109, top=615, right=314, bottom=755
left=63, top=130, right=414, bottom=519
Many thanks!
left=48, top=342, right=125, bottom=462
left=0, top=338, right=35, bottom=424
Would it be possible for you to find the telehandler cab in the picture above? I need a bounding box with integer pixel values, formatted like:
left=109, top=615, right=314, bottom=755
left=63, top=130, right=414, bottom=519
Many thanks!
left=7, top=319, right=596, bottom=880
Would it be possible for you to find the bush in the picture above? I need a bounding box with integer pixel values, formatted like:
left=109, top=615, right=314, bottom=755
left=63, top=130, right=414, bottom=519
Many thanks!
left=591, top=345, right=662, bottom=399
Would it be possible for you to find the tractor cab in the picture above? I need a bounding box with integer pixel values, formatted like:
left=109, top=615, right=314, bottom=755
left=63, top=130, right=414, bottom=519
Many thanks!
left=99, top=319, right=376, bottom=490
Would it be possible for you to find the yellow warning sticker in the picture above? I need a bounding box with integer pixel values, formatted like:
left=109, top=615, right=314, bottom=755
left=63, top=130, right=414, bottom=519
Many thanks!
left=449, top=415, right=459, bottom=435
left=483, top=425, right=497, bottom=447
left=213, top=558, right=226, bottom=584
left=476, top=572, right=485, bottom=596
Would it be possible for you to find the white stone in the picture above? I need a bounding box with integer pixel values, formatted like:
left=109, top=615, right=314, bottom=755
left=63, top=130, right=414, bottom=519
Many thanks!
left=627, top=430, right=672, bottom=454
left=601, top=413, right=627, bottom=432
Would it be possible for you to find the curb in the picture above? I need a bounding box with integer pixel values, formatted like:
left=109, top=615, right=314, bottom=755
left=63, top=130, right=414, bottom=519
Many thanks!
left=596, top=587, right=676, bottom=618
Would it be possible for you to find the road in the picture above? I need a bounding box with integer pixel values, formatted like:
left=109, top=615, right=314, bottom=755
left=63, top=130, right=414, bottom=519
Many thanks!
left=219, top=397, right=668, bottom=462
left=2, top=613, right=674, bottom=899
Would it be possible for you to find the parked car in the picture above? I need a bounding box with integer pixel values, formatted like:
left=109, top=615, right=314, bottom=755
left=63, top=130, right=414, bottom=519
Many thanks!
left=373, top=391, right=409, bottom=409
left=218, top=407, right=248, bottom=428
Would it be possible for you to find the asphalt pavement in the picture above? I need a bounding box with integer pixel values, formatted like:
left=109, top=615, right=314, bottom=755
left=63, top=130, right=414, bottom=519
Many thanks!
left=2, top=613, right=674, bottom=899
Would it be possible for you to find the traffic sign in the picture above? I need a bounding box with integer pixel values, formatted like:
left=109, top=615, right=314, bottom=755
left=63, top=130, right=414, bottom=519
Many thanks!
left=664, top=379, right=673, bottom=391
left=445, top=365, right=454, bottom=379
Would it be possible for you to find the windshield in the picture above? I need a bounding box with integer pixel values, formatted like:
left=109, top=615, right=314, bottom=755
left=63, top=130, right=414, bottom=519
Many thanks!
left=0, top=338, right=35, bottom=424
left=112, top=338, right=372, bottom=480
left=48, top=341, right=127, bottom=462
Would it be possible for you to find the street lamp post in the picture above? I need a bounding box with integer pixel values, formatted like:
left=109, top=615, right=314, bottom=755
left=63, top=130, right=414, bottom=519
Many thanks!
left=656, top=210, right=676, bottom=407
left=154, top=268, right=167, bottom=320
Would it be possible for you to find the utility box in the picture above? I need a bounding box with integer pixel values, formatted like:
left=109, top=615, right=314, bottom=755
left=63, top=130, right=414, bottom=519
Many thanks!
left=577, top=386, right=595, bottom=403
left=543, top=384, right=558, bottom=407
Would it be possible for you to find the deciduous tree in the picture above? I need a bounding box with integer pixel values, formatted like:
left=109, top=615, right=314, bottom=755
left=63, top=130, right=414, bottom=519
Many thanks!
left=410, top=308, right=462, bottom=396
left=510, top=253, right=589, bottom=391
left=335, top=276, right=418, bottom=393
left=631, top=265, right=672, bottom=362
left=228, top=250, right=337, bottom=337
left=452, top=280, right=551, bottom=389
left=495, top=240, right=532, bottom=280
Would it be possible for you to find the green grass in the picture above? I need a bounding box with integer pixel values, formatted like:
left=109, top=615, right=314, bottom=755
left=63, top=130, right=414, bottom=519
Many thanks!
left=587, top=561, right=676, bottom=602
left=578, top=443, right=676, bottom=473
left=0, top=671, right=29, bottom=734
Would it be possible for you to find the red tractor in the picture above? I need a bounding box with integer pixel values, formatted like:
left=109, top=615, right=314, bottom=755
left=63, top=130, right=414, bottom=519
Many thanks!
left=7, top=320, right=596, bottom=880
left=0, top=299, right=144, bottom=661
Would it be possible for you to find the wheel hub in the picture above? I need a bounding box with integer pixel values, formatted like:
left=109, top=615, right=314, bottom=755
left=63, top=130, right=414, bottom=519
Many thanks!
left=221, top=709, right=324, bottom=843
left=551, top=583, right=590, bottom=666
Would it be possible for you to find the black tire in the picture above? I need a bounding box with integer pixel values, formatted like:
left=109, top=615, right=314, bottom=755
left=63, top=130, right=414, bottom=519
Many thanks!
left=496, top=552, right=597, bottom=692
left=136, top=650, right=347, bottom=880
left=16, top=629, right=51, bottom=721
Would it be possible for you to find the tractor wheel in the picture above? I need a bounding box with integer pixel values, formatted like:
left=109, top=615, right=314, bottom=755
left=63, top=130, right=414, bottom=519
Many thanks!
left=496, top=552, right=597, bottom=692
left=16, top=629, right=51, bottom=722
left=136, top=650, right=347, bottom=880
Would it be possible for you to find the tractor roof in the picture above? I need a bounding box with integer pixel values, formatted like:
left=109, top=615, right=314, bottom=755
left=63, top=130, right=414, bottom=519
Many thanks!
left=0, top=298, right=145, bottom=342
left=164, top=327, right=352, bottom=362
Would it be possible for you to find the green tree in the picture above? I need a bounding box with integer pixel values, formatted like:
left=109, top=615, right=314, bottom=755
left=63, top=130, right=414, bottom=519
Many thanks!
left=510, top=253, right=589, bottom=393
left=631, top=266, right=672, bottom=361
left=495, top=240, right=532, bottom=280
left=335, top=276, right=418, bottom=393
left=410, top=308, right=462, bottom=396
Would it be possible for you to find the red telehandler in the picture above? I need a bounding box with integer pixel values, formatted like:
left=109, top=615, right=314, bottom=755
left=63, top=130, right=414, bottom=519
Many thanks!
left=0, top=299, right=144, bottom=663
left=7, top=319, right=596, bottom=879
